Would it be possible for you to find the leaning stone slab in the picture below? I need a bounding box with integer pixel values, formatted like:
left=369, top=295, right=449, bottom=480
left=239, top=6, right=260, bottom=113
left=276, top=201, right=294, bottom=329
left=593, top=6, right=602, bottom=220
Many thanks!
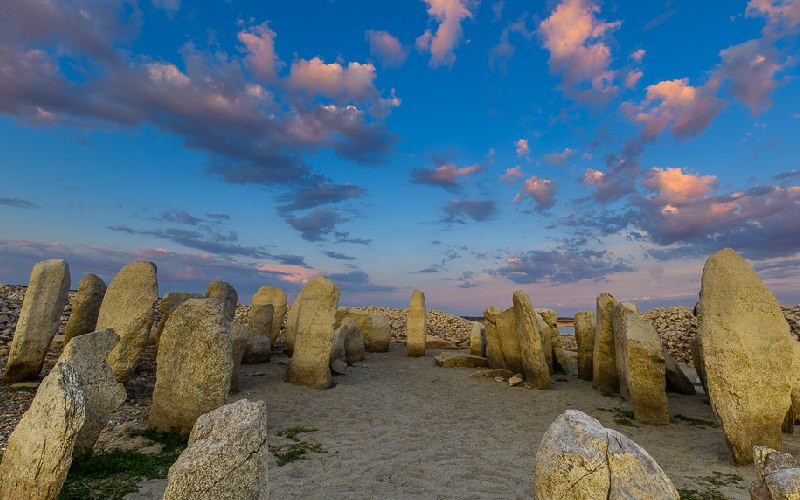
left=664, top=352, right=696, bottom=395
left=287, top=276, right=339, bottom=389
left=149, top=299, right=233, bottom=433
left=3, top=259, right=70, bottom=382
left=99, top=260, right=158, bottom=382
left=164, top=399, right=269, bottom=500
left=574, top=311, right=595, bottom=381
left=434, top=353, right=489, bottom=368
left=252, top=285, right=287, bottom=345
left=0, top=362, right=86, bottom=500
left=151, top=291, right=203, bottom=347
left=535, top=313, right=554, bottom=374
left=426, top=338, right=458, bottom=349
left=534, top=410, right=679, bottom=499
left=613, top=302, right=639, bottom=400
left=537, top=308, right=566, bottom=373
left=619, top=316, right=669, bottom=425
left=483, top=306, right=507, bottom=369
left=513, top=291, right=551, bottom=390
left=485, top=306, right=523, bottom=373
left=700, top=248, right=793, bottom=464
left=284, top=288, right=304, bottom=356
left=64, top=273, right=106, bottom=343
left=407, top=290, right=427, bottom=357
left=205, top=280, right=238, bottom=323
left=470, top=321, right=487, bottom=357
left=592, top=292, right=619, bottom=393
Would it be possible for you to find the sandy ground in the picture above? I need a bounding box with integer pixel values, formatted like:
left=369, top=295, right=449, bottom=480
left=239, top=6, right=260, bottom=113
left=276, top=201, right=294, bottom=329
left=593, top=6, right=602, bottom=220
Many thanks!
left=128, top=345, right=800, bottom=500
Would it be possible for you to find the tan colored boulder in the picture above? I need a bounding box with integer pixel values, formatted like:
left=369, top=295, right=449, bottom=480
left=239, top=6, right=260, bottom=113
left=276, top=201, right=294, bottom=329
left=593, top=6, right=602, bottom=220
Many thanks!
left=3, top=259, right=70, bottom=382
left=284, top=288, right=304, bottom=356
left=592, top=292, right=619, bottom=392
left=537, top=308, right=567, bottom=373
left=369, top=313, right=391, bottom=352
left=791, top=341, right=800, bottom=424
left=749, top=446, right=800, bottom=499
left=407, top=289, right=427, bottom=357
left=164, top=399, right=269, bottom=500
left=64, top=273, right=106, bottom=343
left=205, top=280, right=238, bottom=322
left=513, top=291, right=551, bottom=390
left=242, top=304, right=273, bottom=364
left=469, top=368, right=514, bottom=379
left=613, top=301, right=639, bottom=400
left=434, top=352, right=489, bottom=368
left=149, top=298, right=233, bottom=433
left=690, top=335, right=708, bottom=395
left=470, top=321, right=487, bottom=357
left=574, top=311, right=595, bottom=381
left=252, top=285, right=287, bottom=344
left=151, top=291, right=203, bottom=347
left=287, top=276, right=339, bottom=389
left=0, top=362, right=86, bottom=500
left=534, top=410, right=679, bottom=499
left=700, top=248, right=793, bottom=464
left=230, top=323, right=249, bottom=392
left=344, top=322, right=365, bottom=363
left=535, top=313, right=554, bottom=373
left=664, top=352, right=696, bottom=395
left=99, top=260, right=158, bottom=382
left=619, top=316, right=669, bottom=425
left=330, top=317, right=355, bottom=366
left=483, top=306, right=507, bottom=369
left=485, top=306, right=523, bottom=373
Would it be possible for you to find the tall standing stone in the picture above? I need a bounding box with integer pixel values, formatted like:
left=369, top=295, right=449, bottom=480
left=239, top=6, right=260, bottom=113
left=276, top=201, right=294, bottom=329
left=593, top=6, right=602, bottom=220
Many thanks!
left=252, top=286, right=287, bottom=345
left=99, top=260, right=158, bottom=382
left=369, top=313, right=391, bottom=352
left=287, top=276, right=339, bottom=389
left=537, top=308, right=567, bottom=373
left=485, top=306, right=523, bottom=373
left=513, top=291, right=551, bottom=389
left=470, top=321, right=487, bottom=357
left=205, top=280, right=238, bottom=322
left=242, top=304, right=273, bottom=364
left=151, top=292, right=203, bottom=347
left=574, top=311, right=595, bottom=381
left=536, top=313, right=554, bottom=374
left=149, top=299, right=233, bottom=433
left=483, top=306, right=507, bottom=369
left=619, top=316, right=669, bottom=424
left=690, top=335, right=708, bottom=395
left=64, top=273, right=106, bottom=343
left=592, top=292, right=619, bottom=392
left=406, top=289, right=427, bottom=357
left=699, top=248, right=793, bottom=464
left=0, top=362, right=85, bottom=500
left=612, top=301, right=639, bottom=400
left=3, top=259, right=70, bottom=382
left=285, top=288, right=304, bottom=356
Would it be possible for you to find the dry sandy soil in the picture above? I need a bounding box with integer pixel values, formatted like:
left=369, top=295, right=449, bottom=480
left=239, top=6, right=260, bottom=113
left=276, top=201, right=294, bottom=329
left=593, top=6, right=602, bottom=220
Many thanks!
left=127, top=345, right=798, bottom=500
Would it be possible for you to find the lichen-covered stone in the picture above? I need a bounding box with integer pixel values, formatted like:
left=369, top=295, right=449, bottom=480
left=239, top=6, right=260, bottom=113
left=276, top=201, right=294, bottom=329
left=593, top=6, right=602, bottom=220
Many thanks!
left=64, top=273, right=106, bottom=343
left=485, top=306, right=523, bottom=373
left=205, top=280, right=238, bottom=323
left=574, top=311, right=595, bottom=381
left=592, top=292, right=619, bottom=392
left=513, top=291, right=550, bottom=389
left=619, top=316, right=669, bottom=425
left=151, top=291, right=203, bottom=347
left=407, top=290, right=427, bottom=357
left=613, top=301, right=639, bottom=400
left=470, top=321, right=487, bottom=357
left=287, top=276, right=339, bottom=389
left=252, top=286, right=287, bottom=345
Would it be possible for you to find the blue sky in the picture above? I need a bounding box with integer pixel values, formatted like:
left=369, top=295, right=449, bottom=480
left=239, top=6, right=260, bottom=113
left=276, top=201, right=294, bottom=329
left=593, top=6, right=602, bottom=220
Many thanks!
left=1, top=0, right=799, bottom=315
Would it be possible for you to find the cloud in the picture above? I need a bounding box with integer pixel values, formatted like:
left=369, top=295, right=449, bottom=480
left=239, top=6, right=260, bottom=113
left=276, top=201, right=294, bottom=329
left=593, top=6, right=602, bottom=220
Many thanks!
left=500, top=165, right=525, bottom=184
left=416, top=0, right=475, bottom=68
left=410, top=153, right=489, bottom=190
left=580, top=140, right=642, bottom=202
left=278, top=175, right=366, bottom=213
left=441, top=199, right=497, bottom=224
left=513, top=176, right=557, bottom=210
left=365, top=30, right=407, bottom=67
left=641, top=167, right=718, bottom=204
left=712, top=39, right=783, bottom=113
left=327, top=270, right=396, bottom=293
left=542, top=147, right=574, bottom=165
left=334, top=231, right=372, bottom=245
left=288, top=57, right=380, bottom=103
left=324, top=251, right=356, bottom=261
left=152, top=0, right=180, bottom=12
left=284, top=208, right=346, bottom=242
left=491, top=245, right=634, bottom=284
left=515, top=138, right=530, bottom=158
left=774, top=169, right=800, bottom=185
left=206, top=212, right=231, bottom=221
left=746, top=0, right=800, bottom=35
left=158, top=210, right=204, bottom=226
left=630, top=49, right=646, bottom=62
left=488, top=15, right=534, bottom=73
left=0, top=196, right=38, bottom=209
left=238, top=22, right=283, bottom=82
left=624, top=69, right=643, bottom=88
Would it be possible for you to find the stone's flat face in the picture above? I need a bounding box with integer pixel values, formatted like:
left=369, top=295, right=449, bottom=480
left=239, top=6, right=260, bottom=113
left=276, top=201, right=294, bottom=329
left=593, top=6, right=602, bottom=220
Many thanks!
left=3, top=259, right=71, bottom=382
left=534, top=410, right=679, bottom=500
left=252, top=285, right=287, bottom=344
left=574, top=311, right=595, bottom=381
left=0, top=362, right=86, bottom=500
left=434, top=352, right=489, bottom=368
left=344, top=321, right=366, bottom=363
left=99, top=260, right=158, bottom=382
left=151, top=292, right=203, bottom=347
left=59, top=328, right=127, bottom=455
left=64, top=273, right=106, bottom=343
left=592, top=292, right=619, bottom=392
left=330, top=317, right=351, bottom=365
left=486, top=306, right=523, bottom=373
left=470, top=321, right=487, bottom=358
left=483, top=306, right=507, bottom=369
left=248, top=304, right=274, bottom=338
left=148, top=298, right=233, bottom=433
left=205, top=280, right=238, bottom=323
left=535, top=314, right=553, bottom=374
left=284, top=288, right=304, bottom=356
left=407, top=289, right=427, bottom=357
left=513, top=291, right=550, bottom=390
left=230, top=323, right=249, bottom=391
left=690, top=335, right=708, bottom=394
left=700, top=248, right=793, bottom=464
left=242, top=336, right=271, bottom=364
left=164, top=399, right=269, bottom=500
left=368, top=313, right=391, bottom=352
left=664, top=352, right=696, bottom=395
left=612, top=302, right=639, bottom=401
left=749, top=447, right=800, bottom=499
left=620, top=316, right=669, bottom=424
left=287, top=276, right=339, bottom=389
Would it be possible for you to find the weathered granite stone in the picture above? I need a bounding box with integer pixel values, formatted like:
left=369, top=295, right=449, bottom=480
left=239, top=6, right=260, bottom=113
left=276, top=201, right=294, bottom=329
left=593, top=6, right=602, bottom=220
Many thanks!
left=619, top=316, right=669, bottom=425
left=230, top=323, right=248, bottom=391
left=369, top=313, right=391, bottom=352
left=242, top=337, right=271, bottom=364
left=535, top=313, right=554, bottom=374
left=537, top=308, right=567, bottom=373
left=252, top=286, right=287, bottom=345
left=434, top=353, right=489, bottom=368
left=749, top=446, right=800, bottom=499
left=285, top=288, right=304, bottom=356
left=344, top=322, right=365, bottom=363
left=151, top=292, right=203, bottom=347
left=513, top=291, right=551, bottom=390
left=613, top=301, right=640, bottom=400
left=470, top=321, right=487, bottom=357
left=483, top=306, right=507, bottom=369
left=407, top=290, right=427, bottom=357
left=592, top=292, right=619, bottom=392
left=690, top=335, right=708, bottom=395
left=64, top=273, right=106, bottom=343
left=243, top=304, right=273, bottom=363
left=485, top=306, right=523, bottom=373
left=330, top=317, right=351, bottom=366
left=574, top=311, right=595, bottom=381
left=205, top=280, right=238, bottom=323
left=469, top=368, right=515, bottom=379
left=665, top=352, right=696, bottom=395
left=287, top=276, right=339, bottom=389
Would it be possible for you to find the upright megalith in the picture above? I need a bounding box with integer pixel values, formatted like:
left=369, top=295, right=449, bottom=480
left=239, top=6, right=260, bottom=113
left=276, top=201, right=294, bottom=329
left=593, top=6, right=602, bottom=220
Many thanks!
left=252, top=285, right=287, bottom=345
left=537, top=308, right=567, bottom=373
left=3, top=259, right=70, bottom=382
left=535, top=313, right=554, bottom=374
left=485, top=306, right=523, bottom=373
left=534, top=410, right=679, bottom=499
left=285, top=288, right=304, bottom=356
left=592, top=292, right=619, bottom=392
left=470, top=321, right=487, bottom=357
left=164, top=399, right=269, bottom=500
left=513, top=291, right=550, bottom=389
left=205, top=280, right=238, bottom=322
left=243, top=304, right=273, bottom=364
left=287, top=276, right=339, bottom=389
left=64, top=273, right=106, bottom=343
left=574, top=311, right=595, bottom=381
left=699, top=248, right=793, bottom=464
left=344, top=321, right=366, bottom=363
left=99, top=260, right=158, bottom=382
left=483, top=306, right=507, bottom=369
left=0, top=362, right=86, bottom=500
left=149, top=298, right=233, bottom=433
left=619, top=316, right=669, bottom=425
left=612, top=301, right=639, bottom=400
left=151, top=291, right=203, bottom=347
left=369, top=313, right=391, bottom=352
left=407, top=289, right=427, bottom=357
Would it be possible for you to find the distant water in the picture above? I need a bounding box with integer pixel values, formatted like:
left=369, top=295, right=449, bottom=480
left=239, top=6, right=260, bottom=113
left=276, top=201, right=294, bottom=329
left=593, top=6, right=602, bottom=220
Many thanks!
left=558, top=326, right=574, bottom=335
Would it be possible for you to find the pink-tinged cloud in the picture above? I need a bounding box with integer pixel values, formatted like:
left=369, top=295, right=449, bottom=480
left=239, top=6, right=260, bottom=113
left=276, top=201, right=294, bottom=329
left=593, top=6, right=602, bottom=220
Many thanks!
left=582, top=167, right=605, bottom=185
left=713, top=39, right=783, bottom=113
left=543, top=147, right=575, bottom=165
left=538, top=0, right=621, bottom=98
left=746, top=0, right=800, bottom=33
left=416, top=0, right=475, bottom=68
left=255, top=263, right=320, bottom=284
left=426, top=161, right=483, bottom=183
left=288, top=57, right=379, bottom=103
left=642, top=167, right=719, bottom=204
left=365, top=30, right=408, bottom=67
left=513, top=176, right=557, bottom=210
left=630, top=49, right=646, bottom=62
left=500, top=165, right=525, bottom=184
left=515, top=138, right=530, bottom=157
left=624, top=69, right=643, bottom=88
left=238, top=22, right=283, bottom=82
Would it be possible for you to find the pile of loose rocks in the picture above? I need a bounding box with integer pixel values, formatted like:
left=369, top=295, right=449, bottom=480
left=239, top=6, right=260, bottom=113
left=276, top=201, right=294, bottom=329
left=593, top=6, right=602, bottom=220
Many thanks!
left=355, top=306, right=475, bottom=344
left=640, top=306, right=698, bottom=365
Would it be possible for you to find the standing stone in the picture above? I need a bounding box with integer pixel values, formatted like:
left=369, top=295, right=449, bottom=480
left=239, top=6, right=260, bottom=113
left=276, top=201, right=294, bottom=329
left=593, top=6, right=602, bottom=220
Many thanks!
left=230, top=323, right=249, bottom=392
left=242, top=304, right=273, bottom=364
left=64, top=273, right=106, bottom=343
left=470, top=321, right=487, bottom=357
left=3, top=259, right=70, bottom=382
left=285, top=288, right=304, bottom=356
left=407, top=289, right=427, bottom=357
left=536, top=313, right=554, bottom=374
left=513, top=291, right=551, bottom=390
left=252, top=286, right=287, bottom=345
left=369, top=313, right=391, bottom=352
left=164, top=399, right=269, bottom=500
left=537, top=308, right=567, bottom=373
left=791, top=341, right=800, bottom=423
left=0, top=362, right=86, bottom=500
left=483, top=306, right=507, bottom=369
left=149, top=299, right=233, bottom=433
left=574, top=311, right=595, bottom=381
left=61, top=329, right=127, bottom=455
left=534, top=410, right=679, bottom=499
left=344, top=322, right=366, bottom=363
left=592, top=292, right=619, bottom=392
left=485, top=306, right=524, bottom=373
left=287, top=276, right=339, bottom=389
left=664, top=352, right=696, bottom=395
left=151, top=292, right=203, bottom=347
left=612, top=301, right=639, bottom=400
left=205, top=280, right=238, bottom=322
left=700, top=248, right=793, bottom=464
left=690, top=335, right=708, bottom=395
left=99, top=260, right=158, bottom=382
left=619, top=316, right=669, bottom=424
